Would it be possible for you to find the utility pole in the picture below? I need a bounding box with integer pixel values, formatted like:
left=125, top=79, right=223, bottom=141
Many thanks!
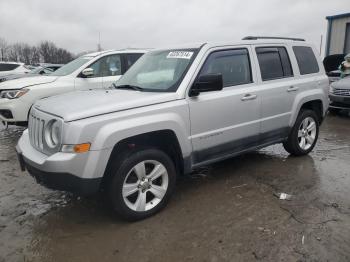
left=97, top=32, right=102, bottom=52
left=319, top=34, right=323, bottom=56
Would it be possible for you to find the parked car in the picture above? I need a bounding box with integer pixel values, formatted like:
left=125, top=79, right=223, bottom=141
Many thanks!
left=0, top=62, right=31, bottom=79
left=0, top=49, right=146, bottom=125
left=329, top=76, right=350, bottom=113
left=0, top=64, right=63, bottom=83
left=16, top=37, right=329, bottom=220
left=323, top=54, right=345, bottom=83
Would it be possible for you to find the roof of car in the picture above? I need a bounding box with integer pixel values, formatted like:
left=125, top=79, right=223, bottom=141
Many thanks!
left=83, top=49, right=150, bottom=57
left=157, top=39, right=312, bottom=50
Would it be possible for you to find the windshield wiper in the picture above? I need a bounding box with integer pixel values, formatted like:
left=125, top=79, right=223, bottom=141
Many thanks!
left=113, top=83, right=143, bottom=91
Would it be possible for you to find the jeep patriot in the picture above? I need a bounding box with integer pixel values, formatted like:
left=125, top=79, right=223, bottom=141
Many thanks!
left=16, top=37, right=329, bottom=220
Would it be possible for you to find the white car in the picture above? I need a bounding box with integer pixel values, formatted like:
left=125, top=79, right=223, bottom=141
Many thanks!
left=0, top=62, right=31, bottom=78
left=0, top=49, right=146, bottom=125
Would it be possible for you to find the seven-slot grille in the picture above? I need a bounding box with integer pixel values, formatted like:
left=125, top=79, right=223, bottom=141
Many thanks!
left=332, top=88, right=350, bottom=96
left=28, top=113, right=45, bottom=151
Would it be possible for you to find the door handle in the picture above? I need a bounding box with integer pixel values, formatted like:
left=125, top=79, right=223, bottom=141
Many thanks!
left=241, top=94, right=257, bottom=101
left=287, top=86, right=299, bottom=92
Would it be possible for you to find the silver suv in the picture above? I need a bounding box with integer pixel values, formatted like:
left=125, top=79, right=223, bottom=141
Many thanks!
left=16, top=37, right=329, bottom=220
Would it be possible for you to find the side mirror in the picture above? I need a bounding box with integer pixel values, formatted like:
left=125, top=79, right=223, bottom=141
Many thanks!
left=189, top=74, right=223, bottom=97
left=81, top=68, right=94, bottom=77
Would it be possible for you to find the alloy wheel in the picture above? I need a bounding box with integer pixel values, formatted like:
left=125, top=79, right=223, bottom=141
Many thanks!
left=122, top=160, right=169, bottom=212
left=298, top=117, right=317, bottom=150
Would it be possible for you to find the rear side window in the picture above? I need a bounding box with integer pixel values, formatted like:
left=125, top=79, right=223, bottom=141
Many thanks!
left=293, top=46, right=319, bottom=75
left=256, top=47, right=293, bottom=81
left=0, top=64, right=20, bottom=71
left=126, top=53, right=144, bottom=69
left=199, top=49, right=252, bottom=87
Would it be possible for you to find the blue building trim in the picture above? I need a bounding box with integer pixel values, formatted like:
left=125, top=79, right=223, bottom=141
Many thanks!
left=325, top=19, right=332, bottom=56
left=326, top=13, right=350, bottom=21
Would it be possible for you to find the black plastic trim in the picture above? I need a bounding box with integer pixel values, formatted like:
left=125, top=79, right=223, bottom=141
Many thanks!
left=192, top=127, right=289, bottom=165
left=21, top=156, right=101, bottom=196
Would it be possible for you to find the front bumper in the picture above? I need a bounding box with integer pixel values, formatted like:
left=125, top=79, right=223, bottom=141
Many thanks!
left=329, top=94, right=350, bottom=109
left=0, top=97, right=30, bottom=123
left=16, top=130, right=110, bottom=196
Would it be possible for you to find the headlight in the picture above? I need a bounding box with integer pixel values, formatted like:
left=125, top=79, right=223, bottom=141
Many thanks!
left=44, top=120, right=61, bottom=148
left=329, top=85, right=334, bottom=94
left=0, top=88, right=29, bottom=99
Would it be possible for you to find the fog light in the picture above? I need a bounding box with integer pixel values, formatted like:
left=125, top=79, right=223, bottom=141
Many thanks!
left=0, top=110, right=13, bottom=119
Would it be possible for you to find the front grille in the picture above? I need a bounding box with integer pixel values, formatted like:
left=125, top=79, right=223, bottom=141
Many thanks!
left=28, top=113, right=45, bottom=151
left=333, top=88, right=350, bottom=96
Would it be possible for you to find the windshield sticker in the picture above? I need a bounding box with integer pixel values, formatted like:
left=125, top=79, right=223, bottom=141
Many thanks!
left=167, top=51, right=193, bottom=59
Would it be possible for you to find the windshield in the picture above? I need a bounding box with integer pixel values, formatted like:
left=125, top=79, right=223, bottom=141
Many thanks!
left=29, top=66, right=44, bottom=74
left=116, top=49, right=198, bottom=92
left=51, top=56, right=93, bottom=76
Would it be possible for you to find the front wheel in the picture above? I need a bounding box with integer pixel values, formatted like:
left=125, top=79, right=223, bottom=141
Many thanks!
left=283, top=110, right=319, bottom=156
left=108, top=148, right=177, bottom=221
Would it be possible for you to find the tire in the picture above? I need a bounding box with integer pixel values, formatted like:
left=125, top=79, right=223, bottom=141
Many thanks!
left=328, top=108, right=341, bottom=115
left=283, top=110, right=319, bottom=156
left=108, top=147, right=177, bottom=221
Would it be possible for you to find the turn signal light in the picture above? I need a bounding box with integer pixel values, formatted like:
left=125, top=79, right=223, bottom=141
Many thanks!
left=61, top=143, right=91, bottom=153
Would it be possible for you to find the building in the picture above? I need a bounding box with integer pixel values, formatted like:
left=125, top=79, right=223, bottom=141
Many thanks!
left=325, top=12, right=350, bottom=56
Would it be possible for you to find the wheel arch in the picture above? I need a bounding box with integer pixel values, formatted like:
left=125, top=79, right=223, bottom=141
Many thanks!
left=290, top=93, right=325, bottom=127
left=101, top=130, right=187, bottom=188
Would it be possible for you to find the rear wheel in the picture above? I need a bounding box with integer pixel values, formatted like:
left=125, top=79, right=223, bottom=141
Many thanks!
left=283, top=110, right=319, bottom=156
left=108, top=148, right=177, bottom=221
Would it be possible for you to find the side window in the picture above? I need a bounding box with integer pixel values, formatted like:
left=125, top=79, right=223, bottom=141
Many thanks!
left=293, top=46, right=319, bottom=75
left=199, top=49, right=252, bottom=87
left=126, top=53, right=143, bottom=69
left=256, top=47, right=293, bottom=81
left=87, top=54, right=122, bottom=77
left=0, top=64, right=20, bottom=71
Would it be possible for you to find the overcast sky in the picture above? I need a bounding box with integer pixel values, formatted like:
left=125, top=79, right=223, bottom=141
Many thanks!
left=0, top=0, right=348, bottom=55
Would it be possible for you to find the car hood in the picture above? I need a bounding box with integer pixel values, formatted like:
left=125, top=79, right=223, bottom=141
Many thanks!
left=323, top=54, right=345, bottom=73
left=0, top=75, right=58, bottom=89
left=332, top=76, right=350, bottom=89
left=34, top=89, right=179, bottom=121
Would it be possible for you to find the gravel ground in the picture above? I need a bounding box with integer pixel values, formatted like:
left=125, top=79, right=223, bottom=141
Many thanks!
left=0, top=113, right=350, bottom=262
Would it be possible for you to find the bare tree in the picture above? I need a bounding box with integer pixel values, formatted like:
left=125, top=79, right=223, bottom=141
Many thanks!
left=0, top=37, right=75, bottom=64
left=0, top=37, right=9, bottom=61
left=7, top=43, right=21, bottom=62
left=30, top=46, right=40, bottom=64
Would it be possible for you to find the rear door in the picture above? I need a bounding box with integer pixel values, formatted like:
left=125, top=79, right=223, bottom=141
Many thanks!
left=101, top=53, right=144, bottom=88
left=188, top=46, right=261, bottom=165
left=253, top=45, right=296, bottom=143
left=125, top=53, right=144, bottom=70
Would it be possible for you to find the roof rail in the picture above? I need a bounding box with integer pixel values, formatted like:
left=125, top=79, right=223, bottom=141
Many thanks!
left=242, top=36, right=305, bottom=42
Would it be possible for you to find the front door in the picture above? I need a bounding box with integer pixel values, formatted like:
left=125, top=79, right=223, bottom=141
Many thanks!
left=188, top=47, right=261, bottom=165
left=75, top=54, right=122, bottom=90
